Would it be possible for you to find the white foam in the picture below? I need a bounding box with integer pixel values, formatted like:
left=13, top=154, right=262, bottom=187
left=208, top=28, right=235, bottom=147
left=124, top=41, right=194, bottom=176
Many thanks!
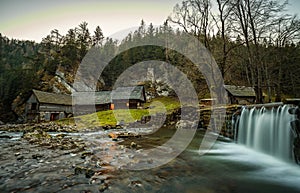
left=200, top=141, right=300, bottom=190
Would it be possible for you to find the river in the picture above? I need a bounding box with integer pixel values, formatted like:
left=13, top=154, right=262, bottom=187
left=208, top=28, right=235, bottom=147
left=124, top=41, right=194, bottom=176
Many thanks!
left=1, top=128, right=300, bottom=192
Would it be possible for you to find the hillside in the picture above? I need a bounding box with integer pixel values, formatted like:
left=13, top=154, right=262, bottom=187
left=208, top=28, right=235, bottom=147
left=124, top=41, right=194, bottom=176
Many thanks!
left=1, top=18, right=300, bottom=123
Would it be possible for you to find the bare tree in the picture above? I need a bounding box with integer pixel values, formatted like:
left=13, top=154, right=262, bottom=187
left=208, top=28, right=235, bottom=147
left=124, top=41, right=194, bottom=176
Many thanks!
left=168, top=0, right=213, bottom=48
left=267, top=14, right=300, bottom=100
left=211, top=0, right=237, bottom=78
left=229, top=0, right=288, bottom=103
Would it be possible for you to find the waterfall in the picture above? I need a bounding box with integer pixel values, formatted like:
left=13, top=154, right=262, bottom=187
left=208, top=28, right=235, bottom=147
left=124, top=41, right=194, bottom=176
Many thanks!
left=235, top=105, right=295, bottom=162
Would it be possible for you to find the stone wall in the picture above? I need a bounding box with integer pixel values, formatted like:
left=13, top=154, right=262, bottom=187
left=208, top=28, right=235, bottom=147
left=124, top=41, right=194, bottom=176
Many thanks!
left=128, top=105, right=241, bottom=139
left=128, top=108, right=181, bottom=129
left=198, top=106, right=241, bottom=139
left=289, top=107, right=300, bottom=164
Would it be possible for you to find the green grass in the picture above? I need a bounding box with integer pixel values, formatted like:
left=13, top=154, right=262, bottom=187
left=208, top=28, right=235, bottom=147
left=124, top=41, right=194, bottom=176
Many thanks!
left=57, top=96, right=180, bottom=129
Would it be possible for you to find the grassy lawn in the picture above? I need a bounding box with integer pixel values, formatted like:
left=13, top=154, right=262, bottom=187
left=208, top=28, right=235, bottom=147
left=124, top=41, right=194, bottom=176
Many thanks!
left=57, top=96, right=180, bottom=129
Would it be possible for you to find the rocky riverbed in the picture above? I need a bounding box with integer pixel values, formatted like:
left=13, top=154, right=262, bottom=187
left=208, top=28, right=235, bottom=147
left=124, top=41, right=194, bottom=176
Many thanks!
left=0, top=122, right=158, bottom=193
left=0, top=127, right=128, bottom=192
left=0, top=122, right=80, bottom=133
left=1, top=123, right=300, bottom=193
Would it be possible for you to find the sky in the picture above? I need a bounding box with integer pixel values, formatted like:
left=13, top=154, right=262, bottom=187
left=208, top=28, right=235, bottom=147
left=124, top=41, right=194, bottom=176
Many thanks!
left=0, top=0, right=300, bottom=42
left=0, top=0, right=182, bottom=42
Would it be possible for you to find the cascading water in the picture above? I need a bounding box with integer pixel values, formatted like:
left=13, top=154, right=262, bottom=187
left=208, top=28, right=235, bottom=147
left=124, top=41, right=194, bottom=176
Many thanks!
left=235, top=105, right=295, bottom=162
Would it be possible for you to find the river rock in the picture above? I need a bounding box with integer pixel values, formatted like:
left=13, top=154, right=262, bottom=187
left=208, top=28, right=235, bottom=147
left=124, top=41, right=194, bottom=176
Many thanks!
left=16, top=155, right=25, bottom=160
left=32, top=154, right=43, bottom=159
left=14, top=152, right=21, bottom=156
left=130, top=142, right=137, bottom=149
left=108, top=132, right=141, bottom=139
left=175, top=120, right=198, bottom=129
left=291, top=120, right=300, bottom=137
left=74, top=166, right=95, bottom=178
left=22, top=129, right=86, bottom=151
left=23, top=129, right=52, bottom=141
left=102, top=125, right=112, bottom=130
left=128, top=179, right=143, bottom=188
left=81, top=151, right=94, bottom=159
left=98, top=183, right=108, bottom=192
left=0, top=135, right=13, bottom=139
left=289, top=107, right=300, bottom=115
left=0, top=122, right=78, bottom=132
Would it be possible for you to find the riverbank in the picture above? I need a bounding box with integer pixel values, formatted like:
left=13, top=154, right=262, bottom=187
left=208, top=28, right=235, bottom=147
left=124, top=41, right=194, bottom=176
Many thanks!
left=0, top=122, right=79, bottom=133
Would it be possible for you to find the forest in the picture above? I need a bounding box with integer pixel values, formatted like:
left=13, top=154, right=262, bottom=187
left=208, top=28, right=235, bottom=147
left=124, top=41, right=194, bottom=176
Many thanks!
left=1, top=0, right=300, bottom=122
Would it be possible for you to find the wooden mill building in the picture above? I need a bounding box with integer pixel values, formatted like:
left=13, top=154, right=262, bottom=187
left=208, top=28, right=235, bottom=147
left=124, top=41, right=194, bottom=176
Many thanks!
left=224, top=85, right=256, bottom=105
left=25, top=85, right=146, bottom=122
left=25, top=90, right=72, bottom=122
left=72, top=91, right=112, bottom=114
left=111, top=86, right=146, bottom=109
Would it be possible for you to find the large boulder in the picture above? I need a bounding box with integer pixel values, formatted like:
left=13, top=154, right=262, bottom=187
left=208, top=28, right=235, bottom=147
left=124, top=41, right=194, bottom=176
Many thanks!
left=175, top=120, right=198, bottom=130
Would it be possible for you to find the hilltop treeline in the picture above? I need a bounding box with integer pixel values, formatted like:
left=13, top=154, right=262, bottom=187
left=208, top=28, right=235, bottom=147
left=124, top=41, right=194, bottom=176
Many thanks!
left=1, top=0, right=300, bottom=122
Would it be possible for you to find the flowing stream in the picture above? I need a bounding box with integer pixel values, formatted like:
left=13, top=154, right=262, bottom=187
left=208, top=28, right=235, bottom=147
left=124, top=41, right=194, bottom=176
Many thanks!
left=106, top=130, right=300, bottom=193
left=1, top=117, right=300, bottom=192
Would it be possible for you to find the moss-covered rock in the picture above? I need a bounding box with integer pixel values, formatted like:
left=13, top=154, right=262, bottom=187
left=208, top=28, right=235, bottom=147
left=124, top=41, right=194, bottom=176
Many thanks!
left=23, top=129, right=52, bottom=140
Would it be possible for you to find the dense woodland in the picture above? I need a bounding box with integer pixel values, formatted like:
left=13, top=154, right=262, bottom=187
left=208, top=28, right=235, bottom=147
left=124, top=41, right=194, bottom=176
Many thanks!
left=1, top=0, right=300, bottom=122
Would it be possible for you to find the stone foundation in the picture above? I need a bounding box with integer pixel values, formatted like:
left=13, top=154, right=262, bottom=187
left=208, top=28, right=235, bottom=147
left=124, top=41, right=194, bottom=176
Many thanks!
left=198, top=105, right=242, bottom=139
left=289, top=107, right=300, bottom=164
left=128, top=105, right=241, bottom=139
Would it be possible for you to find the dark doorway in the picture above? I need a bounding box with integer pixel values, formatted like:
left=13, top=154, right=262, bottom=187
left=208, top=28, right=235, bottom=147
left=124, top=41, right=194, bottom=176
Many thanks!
left=50, top=113, right=59, bottom=121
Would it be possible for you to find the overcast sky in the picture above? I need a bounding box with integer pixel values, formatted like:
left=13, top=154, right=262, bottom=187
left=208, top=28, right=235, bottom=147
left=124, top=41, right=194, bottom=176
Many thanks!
left=0, top=0, right=299, bottom=42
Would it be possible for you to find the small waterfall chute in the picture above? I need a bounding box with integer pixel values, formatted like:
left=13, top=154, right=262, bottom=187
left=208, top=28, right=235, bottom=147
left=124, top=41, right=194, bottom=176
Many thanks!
left=235, top=105, right=295, bottom=162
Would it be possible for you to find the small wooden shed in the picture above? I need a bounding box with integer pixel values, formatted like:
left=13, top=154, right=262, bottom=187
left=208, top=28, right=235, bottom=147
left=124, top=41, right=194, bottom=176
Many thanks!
left=111, top=86, right=146, bottom=109
left=200, top=98, right=216, bottom=107
left=25, top=90, right=72, bottom=122
left=95, top=91, right=112, bottom=111
left=224, top=85, right=256, bottom=105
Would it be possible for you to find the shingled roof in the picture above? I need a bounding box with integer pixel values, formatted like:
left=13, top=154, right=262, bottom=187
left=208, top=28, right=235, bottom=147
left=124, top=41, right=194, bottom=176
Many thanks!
left=224, top=85, right=256, bottom=97
left=95, top=91, right=111, bottom=104
left=33, top=85, right=145, bottom=106
left=72, top=91, right=111, bottom=105
left=111, top=86, right=146, bottom=102
left=33, top=90, right=72, bottom=106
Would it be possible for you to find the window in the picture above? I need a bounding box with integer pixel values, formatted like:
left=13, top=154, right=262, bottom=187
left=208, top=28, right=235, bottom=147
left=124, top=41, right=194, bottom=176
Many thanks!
left=31, top=103, right=37, bottom=110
